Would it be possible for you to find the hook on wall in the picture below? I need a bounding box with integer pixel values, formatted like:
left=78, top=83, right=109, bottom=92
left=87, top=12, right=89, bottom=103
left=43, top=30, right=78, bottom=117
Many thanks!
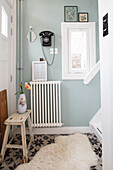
left=27, top=26, right=37, bottom=43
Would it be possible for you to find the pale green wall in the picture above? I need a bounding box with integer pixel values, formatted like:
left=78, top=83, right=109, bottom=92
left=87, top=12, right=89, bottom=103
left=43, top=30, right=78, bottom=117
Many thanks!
left=18, top=0, right=100, bottom=126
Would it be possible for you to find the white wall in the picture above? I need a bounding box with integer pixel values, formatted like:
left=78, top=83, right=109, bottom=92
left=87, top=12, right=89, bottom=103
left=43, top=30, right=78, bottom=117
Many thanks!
left=99, top=0, right=113, bottom=169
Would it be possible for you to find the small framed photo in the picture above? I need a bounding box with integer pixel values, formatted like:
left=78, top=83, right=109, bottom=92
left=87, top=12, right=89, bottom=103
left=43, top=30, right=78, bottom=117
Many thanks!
left=64, top=6, right=78, bottom=22
left=78, top=13, right=88, bottom=22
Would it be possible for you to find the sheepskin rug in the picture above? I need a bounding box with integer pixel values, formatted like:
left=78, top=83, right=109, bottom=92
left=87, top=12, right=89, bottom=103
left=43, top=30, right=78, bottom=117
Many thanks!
left=16, top=133, right=97, bottom=170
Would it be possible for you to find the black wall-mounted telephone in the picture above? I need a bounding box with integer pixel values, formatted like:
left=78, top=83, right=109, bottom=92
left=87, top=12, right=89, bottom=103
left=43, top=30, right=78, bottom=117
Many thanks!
left=39, top=31, right=54, bottom=46
left=39, top=30, right=55, bottom=66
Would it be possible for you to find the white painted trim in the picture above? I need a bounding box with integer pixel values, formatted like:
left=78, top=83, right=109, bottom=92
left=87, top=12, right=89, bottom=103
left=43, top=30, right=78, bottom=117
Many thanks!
left=83, top=61, right=100, bottom=84
left=10, top=0, right=16, bottom=114
left=0, top=0, right=16, bottom=115
left=89, top=108, right=101, bottom=125
left=89, top=108, right=102, bottom=143
left=61, top=22, right=96, bottom=80
left=15, top=126, right=102, bottom=142
left=13, top=0, right=16, bottom=112
left=16, top=127, right=91, bottom=135
left=6, top=0, right=13, bottom=8
left=90, top=125, right=102, bottom=143
left=62, top=74, right=86, bottom=80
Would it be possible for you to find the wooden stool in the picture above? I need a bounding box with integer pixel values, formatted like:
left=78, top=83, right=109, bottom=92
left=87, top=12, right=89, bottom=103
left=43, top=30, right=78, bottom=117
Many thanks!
left=0, top=110, right=33, bottom=163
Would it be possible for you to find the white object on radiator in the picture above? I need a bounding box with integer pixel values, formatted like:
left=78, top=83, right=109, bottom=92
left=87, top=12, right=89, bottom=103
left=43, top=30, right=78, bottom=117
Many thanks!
left=30, top=81, right=63, bottom=127
left=32, top=61, right=47, bottom=81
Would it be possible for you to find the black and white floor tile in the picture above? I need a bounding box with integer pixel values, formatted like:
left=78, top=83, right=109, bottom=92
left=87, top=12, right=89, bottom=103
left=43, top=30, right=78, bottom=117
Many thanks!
left=0, top=133, right=102, bottom=170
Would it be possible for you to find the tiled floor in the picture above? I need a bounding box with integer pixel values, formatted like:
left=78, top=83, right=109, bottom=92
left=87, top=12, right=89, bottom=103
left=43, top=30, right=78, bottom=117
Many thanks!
left=0, top=133, right=102, bottom=170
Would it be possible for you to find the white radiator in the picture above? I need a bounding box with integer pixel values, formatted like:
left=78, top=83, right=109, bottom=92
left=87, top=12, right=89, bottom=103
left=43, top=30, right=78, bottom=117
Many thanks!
left=30, top=81, right=63, bottom=127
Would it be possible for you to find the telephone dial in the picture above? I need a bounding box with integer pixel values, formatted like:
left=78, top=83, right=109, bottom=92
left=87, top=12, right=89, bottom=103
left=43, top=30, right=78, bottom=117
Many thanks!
left=39, top=31, right=55, bottom=66
left=39, top=31, right=54, bottom=46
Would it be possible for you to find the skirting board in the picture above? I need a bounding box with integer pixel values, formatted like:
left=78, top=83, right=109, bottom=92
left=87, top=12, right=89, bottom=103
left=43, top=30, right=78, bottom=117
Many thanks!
left=90, top=125, right=102, bottom=143
left=16, top=127, right=91, bottom=135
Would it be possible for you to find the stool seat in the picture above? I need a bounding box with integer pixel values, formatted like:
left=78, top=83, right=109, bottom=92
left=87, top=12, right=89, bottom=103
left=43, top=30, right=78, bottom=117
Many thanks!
left=0, top=109, right=33, bottom=164
left=5, top=110, right=31, bottom=125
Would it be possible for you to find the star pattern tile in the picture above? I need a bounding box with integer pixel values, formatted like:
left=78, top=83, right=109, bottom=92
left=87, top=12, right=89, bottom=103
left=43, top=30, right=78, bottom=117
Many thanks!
left=0, top=133, right=102, bottom=170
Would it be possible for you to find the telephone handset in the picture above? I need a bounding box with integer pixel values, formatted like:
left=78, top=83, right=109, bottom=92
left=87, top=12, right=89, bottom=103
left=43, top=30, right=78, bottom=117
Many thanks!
left=39, top=31, right=54, bottom=46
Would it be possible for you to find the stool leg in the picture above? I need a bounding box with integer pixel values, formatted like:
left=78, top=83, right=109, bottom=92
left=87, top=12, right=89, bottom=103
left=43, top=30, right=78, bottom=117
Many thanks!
left=0, top=125, right=10, bottom=163
left=27, top=115, right=33, bottom=151
left=21, top=124, right=28, bottom=163
left=12, top=125, right=17, bottom=139
left=28, top=115, right=33, bottom=139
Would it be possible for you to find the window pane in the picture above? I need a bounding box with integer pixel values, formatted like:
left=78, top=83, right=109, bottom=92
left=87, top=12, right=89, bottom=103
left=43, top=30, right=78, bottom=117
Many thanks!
left=1, top=6, right=8, bottom=37
left=69, top=30, right=89, bottom=73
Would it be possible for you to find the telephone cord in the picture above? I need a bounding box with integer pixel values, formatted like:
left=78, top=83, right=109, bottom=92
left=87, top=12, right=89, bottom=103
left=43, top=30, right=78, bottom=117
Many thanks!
left=40, top=35, right=55, bottom=66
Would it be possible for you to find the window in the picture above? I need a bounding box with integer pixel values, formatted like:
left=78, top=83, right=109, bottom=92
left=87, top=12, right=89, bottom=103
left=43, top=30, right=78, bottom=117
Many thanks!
left=1, top=6, right=8, bottom=37
left=62, top=22, right=96, bottom=79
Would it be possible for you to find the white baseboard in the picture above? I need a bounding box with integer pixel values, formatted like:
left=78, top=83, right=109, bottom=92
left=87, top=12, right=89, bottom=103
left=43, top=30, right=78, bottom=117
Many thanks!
left=90, top=125, right=102, bottom=143
left=16, top=126, right=91, bottom=135
left=89, top=108, right=102, bottom=143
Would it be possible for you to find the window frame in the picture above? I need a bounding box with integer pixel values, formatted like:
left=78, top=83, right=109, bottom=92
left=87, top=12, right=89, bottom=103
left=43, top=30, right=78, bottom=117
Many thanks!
left=1, top=5, right=8, bottom=39
left=61, top=22, right=96, bottom=80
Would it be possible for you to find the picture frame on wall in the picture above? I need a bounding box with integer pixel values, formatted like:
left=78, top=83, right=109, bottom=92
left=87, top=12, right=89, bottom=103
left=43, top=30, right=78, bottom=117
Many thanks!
left=64, top=6, right=78, bottom=22
left=78, top=13, right=88, bottom=22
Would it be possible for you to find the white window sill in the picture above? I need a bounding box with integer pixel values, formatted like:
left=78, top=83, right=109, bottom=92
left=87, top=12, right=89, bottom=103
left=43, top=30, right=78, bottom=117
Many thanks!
left=62, top=61, right=100, bottom=84
left=62, top=74, right=86, bottom=80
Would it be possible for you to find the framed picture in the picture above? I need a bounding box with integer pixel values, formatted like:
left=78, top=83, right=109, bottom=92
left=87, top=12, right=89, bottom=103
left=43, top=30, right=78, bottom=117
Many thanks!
left=78, top=13, right=88, bottom=22
left=64, top=6, right=78, bottom=22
